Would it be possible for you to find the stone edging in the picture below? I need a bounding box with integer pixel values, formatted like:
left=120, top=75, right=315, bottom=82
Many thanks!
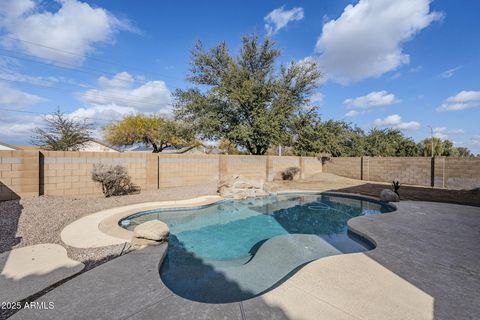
left=62, top=191, right=395, bottom=249
left=60, top=195, right=222, bottom=249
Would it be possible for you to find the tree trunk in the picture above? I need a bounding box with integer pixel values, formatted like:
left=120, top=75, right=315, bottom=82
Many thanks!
left=254, top=145, right=267, bottom=155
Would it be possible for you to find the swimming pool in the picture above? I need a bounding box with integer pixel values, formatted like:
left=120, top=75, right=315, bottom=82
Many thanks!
left=121, top=193, right=394, bottom=302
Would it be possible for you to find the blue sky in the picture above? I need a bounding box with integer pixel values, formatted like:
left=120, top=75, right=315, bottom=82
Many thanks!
left=0, top=0, right=479, bottom=153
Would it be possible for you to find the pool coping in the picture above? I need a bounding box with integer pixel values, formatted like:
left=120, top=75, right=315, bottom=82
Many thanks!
left=98, top=191, right=396, bottom=247
left=61, top=191, right=397, bottom=249
left=61, top=195, right=222, bottom=248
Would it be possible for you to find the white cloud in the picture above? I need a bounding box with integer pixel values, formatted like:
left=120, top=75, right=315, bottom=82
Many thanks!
left=448, top=129, right=465, bottom=135
left=0, top=0, right=134, bottom=65
left=395, top=121, right=421, bottom=131
left=373, top=114, right=402, bottom=126
left=0, top=82, right=46, bottom=108
left=67, top=104, right=136, bottom=122
left=0, top=66, right=63, bottom=87
left=471, top=136, right=480, bottom=145
left=315, top=0, right=442, bottom=83
left=79, top=72, right=172, bottom=113
left=438, top=66, right=461, bottom=79
left=433, top=132, right=448, bottom=139
left=0, top=71, right=172, bottom=143
left=98, top=72, right=135, bottom=89
left=390, top=72, right=401, bottom=80
left=436, top=90, right=480, bottom=111
left=265, top=6, right=304, bottom=35
left=372, top=114, right=421, bottom=131
left=344, top=91, right=399, bottom=108
left=433, top=127, right=465, bottom=139
left=310, top=92, right=324, bottom=104
left=345, top=110, right=360, bottom=117
left=0, top=111, right=42, bottom=140
left=409, top=66, right=422, bottom=73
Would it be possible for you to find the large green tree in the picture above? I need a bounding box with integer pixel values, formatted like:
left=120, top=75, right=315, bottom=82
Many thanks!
left=291, top=114, right=365, bottom=157
left=103, top=114, right=195, bottom=153
left=364, top=128, right=418, bottom=157
left=174, top=35, right=321, bottom=155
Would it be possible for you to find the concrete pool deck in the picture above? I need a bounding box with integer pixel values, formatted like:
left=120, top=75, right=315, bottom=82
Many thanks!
left=11, top=200, right=480, bottom=320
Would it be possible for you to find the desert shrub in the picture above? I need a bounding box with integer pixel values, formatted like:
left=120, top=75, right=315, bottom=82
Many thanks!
left=281, top=167, right=301, bottom=181
left=92, top=164, right=138, bottom=197
left=392, top=180, right=401, bottom=196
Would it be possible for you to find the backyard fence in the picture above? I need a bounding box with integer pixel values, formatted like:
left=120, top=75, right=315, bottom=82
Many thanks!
left=1, top=151, right=479, bottom=201
left=0, top=151, right=322, bottom=200
left=323, top=156, right=480, bottom=190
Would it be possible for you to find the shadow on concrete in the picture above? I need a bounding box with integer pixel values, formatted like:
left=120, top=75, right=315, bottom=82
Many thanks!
left=0, top=200, right=23, bottom=255
left=0, top=250, right=125, bottom=319
left=0, top=182, right=23, bottom=279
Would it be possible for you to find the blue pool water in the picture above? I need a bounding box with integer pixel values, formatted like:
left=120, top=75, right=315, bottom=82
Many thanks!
left=121, top=193, right=394, bottom=302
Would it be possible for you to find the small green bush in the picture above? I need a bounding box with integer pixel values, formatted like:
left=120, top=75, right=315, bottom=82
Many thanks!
left=282, top=167, right=301, bottom=181
left=92, top=164, right=138, bottom=197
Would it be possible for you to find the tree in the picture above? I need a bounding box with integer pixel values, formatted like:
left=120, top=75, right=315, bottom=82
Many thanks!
left=218, top=138, right=243, bottom=154
left=365, top=128, right=418, bottom=157
left=103, top=114, right=195, bottom=153
left=418, top=138, right=472, bottom=157
left=290, top=114, right=366, bottom=157
left=174, top=34, right=321, bottom=155
left=31, top=110, right=92, bottom=151
left=456, top=147, right=472, bottom=157
left=418, top=137, right=443, bottom=156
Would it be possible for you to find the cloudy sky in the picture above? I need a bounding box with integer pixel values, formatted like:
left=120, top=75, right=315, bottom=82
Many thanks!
left=0, top=0, right=479, bottom=152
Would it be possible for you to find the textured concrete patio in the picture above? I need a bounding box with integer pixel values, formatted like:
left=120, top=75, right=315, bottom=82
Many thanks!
left=11, top=200, right=480, bottom=320
left=0, top=244, right=84, bottom=303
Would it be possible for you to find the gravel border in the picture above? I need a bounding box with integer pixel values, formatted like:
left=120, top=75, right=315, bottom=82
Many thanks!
left=0, top=185, right=217, bottom=268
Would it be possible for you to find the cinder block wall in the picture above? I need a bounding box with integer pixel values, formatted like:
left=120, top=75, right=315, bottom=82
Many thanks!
left=324, top=156, right=480, bottom=190
left=2, top=151, right=479, bottom=201
left=158, top=154, right=219, bottom=189
left=300, top=157, right=323, bottom=178
left=220, top=155, right=267, bottom=181
left=323, top=157, right=362, bottom=180
left=366, top=157, right=432, bottom=186
left=0, top=150, right=39, bottom=200
left=41, top=151, right=158, bottom=197
left=445, top=157, right=480, bottom=189
left=268, top=156, right=301, bottom=180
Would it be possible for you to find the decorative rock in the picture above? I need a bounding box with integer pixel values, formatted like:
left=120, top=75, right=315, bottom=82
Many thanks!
left=133, top=220, right=169, bottom=241
left=380, top=189, right=400, bottom=202
left=218, top=174, right=269, bottom=199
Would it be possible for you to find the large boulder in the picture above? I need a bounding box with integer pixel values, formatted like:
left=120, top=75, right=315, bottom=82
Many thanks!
left=218, top=175, right=269, bottom=200
left=380, top=189, right=400, bottom=202
left=133, top=220, right=169, bottom=242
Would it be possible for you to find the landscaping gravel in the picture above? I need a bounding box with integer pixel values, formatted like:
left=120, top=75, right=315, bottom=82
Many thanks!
left=0, top=185, right=216, bottom=269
